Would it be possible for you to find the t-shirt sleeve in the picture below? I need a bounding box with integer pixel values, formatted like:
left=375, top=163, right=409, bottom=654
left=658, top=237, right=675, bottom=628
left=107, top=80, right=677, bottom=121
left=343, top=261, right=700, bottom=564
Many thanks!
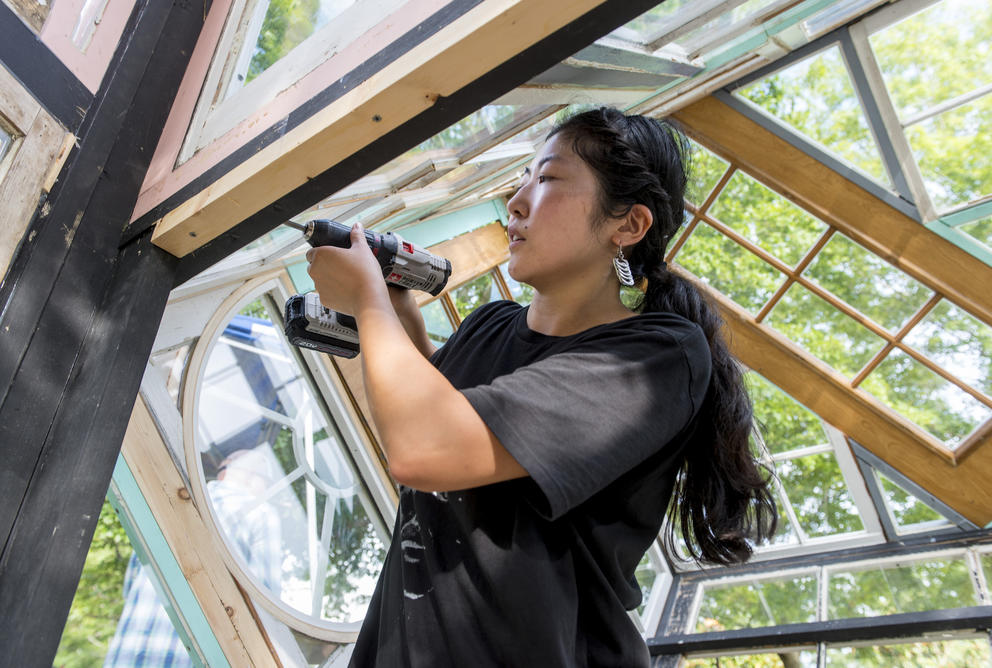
left=461, top=323, right=711, bottom=520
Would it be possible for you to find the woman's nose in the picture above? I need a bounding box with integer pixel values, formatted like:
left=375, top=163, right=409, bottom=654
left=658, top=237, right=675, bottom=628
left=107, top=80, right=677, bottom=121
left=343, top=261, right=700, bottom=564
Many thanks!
left=507, top=187, right=528, bottom=219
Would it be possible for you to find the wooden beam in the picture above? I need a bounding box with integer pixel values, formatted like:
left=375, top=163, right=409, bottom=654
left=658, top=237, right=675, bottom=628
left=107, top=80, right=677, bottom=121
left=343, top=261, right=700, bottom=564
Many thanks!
left=672, top=95, right=992, bottom=327
left=691, top=273, right=992, bottom=525
left=151, top=0, right=612, bottom=257
left=122, top=395, right=280, bottom=667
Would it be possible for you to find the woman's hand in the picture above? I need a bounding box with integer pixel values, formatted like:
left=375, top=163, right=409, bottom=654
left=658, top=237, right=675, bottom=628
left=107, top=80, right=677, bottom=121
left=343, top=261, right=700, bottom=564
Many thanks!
left=305, top=223, right=386, bottom=316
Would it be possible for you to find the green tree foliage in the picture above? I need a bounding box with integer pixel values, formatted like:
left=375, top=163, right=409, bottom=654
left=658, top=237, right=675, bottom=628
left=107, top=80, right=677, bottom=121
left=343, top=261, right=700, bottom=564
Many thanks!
left=876, top=472, right=944, bottom=526
left=826, top=639, right=991, bottom=667
left=828, top=558, right=977, bottom=619
left=960, top=216, right=992, bottom=249
left=451, top=272, right=501, bottom=320
left=695, top=575, right=819, bottom=632
left=53, top=500, right=133, bottom=668
left=870, top=0, right=992, bottom=210
left=739, top=46, right=887, bottom=182
left=248, top=0, right=322, bottom=83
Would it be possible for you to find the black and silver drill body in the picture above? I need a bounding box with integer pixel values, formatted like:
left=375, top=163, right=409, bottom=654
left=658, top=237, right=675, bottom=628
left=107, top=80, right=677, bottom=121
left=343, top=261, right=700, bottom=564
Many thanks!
left=283, top=219, right=452, bottom=357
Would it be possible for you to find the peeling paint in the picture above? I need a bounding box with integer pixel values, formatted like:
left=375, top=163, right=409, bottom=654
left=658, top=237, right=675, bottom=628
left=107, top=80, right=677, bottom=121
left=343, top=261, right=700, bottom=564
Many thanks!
left=64, top=210, right=84, bottom=247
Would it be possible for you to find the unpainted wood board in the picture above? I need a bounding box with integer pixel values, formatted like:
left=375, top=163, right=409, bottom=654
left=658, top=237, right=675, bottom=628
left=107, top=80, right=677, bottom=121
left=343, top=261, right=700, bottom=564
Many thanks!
left=4, top=0, right=47, bottom=33
left=0, top=114, right=67, bottom=279
left=427, top=220, right=509, bottom=291
left=673, top=96, right=992, bottom=327
left=123, top=394, right=278, bottom=667
left=151, top=0, right=609, bottom=256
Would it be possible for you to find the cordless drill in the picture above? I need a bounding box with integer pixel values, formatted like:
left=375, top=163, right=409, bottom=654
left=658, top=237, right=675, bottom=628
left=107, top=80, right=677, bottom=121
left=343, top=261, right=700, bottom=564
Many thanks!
left=283, top=219, right=452, bottom=358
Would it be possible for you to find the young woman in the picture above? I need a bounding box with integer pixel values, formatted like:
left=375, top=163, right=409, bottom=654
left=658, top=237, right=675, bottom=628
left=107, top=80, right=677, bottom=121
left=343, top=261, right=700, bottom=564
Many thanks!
left=306, top=107, right=777, bottom=667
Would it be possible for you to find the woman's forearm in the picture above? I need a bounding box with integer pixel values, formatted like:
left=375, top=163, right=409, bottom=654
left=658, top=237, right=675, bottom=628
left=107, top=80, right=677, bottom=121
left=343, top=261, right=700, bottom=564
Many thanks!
left=387, top=286, right=436, bottom=359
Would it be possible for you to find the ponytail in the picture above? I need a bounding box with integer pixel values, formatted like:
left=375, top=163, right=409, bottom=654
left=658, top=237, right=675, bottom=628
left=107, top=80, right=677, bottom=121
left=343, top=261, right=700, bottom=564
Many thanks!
left=551, top=108, right=778, bottom=565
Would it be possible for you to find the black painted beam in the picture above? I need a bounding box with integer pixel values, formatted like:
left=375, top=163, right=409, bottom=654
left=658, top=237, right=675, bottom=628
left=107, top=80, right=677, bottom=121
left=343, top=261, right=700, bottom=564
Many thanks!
left=649, top=605, right=992, bottom=655
left=0, top=1, right=205, bottom=665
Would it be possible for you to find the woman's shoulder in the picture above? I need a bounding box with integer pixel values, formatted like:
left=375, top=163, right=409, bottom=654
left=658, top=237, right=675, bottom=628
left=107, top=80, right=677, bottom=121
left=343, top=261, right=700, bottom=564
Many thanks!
left=583, top=309, right=705, bottom=348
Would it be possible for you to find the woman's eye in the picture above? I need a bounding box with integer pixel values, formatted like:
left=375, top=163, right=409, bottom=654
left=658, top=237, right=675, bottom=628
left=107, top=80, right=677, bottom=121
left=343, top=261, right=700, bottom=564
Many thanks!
left=537, top=174, right=551, bottom=183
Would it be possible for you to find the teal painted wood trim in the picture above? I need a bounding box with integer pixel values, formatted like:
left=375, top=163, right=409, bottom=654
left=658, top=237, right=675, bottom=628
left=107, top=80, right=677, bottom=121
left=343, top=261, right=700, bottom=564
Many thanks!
left=287, top=261, right=314, bottom=294
left=925, top=220, right=992, bottom=268
left=108, top=455, right=231, bottom=668
left=399, top=199, right=507, bottom=248
left=707, top=0, right=841, bottom=70
left=940, top=200, right=992, bottom=227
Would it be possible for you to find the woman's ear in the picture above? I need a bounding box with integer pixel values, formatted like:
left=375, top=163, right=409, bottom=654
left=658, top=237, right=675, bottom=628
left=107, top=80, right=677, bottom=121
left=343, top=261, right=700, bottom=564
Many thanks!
left=612, top=203, right=653, bottom=247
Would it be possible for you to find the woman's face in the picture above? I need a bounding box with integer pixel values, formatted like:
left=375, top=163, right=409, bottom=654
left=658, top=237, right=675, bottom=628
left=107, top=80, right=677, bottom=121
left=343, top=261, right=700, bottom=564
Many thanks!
left=505, top=134, right=615, bottom=290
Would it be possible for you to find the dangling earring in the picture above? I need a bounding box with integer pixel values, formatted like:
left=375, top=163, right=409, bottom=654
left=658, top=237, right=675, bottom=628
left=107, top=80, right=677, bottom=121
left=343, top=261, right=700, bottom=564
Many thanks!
left=613, top=246, right=635, bottom=286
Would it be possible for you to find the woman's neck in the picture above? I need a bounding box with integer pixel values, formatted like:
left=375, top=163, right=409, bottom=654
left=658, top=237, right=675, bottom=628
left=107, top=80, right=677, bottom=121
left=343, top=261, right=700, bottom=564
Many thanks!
left=525, top=278, right=634, bottom=337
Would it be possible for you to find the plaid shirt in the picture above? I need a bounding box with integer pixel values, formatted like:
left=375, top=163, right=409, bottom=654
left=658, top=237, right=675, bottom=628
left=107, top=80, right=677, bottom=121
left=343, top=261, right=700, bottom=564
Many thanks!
left=103, top=479, right=282, bottom=666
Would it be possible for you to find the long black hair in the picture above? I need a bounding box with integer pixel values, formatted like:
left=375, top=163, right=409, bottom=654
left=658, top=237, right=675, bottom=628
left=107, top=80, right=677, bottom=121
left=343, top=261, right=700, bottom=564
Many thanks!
left=550, top=107, right=777, bottom=565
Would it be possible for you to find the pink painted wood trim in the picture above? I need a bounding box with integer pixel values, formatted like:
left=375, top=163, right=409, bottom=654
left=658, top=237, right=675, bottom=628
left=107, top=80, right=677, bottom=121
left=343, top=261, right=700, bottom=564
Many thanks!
left=41, top=0, right=136, bottom=93
left=132, top=0, right=450, bottom=223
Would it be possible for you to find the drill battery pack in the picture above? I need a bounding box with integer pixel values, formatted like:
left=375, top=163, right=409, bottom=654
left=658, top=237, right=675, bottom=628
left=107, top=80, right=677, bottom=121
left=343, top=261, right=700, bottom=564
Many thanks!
left=284, top=292, right=360, bottom=358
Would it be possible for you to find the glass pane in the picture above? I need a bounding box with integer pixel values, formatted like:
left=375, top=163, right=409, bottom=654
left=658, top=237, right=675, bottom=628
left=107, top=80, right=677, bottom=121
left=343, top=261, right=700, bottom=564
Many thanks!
left=860, top=349, right=992, bottom=448
left=450, top=272, right=501, bottom=321
left=737, top=47, right=888, bottom=183
left=959, top=215, right=992, bottom=248
left=675, top=223, right=785, bottom=314
left=768, top=495, right=801, bottom=547
left=197, top=304, right=385, bottom=625
left=804, top=233, right=933, bottom=332
left=686, top=141, right=729, bottom=207
left=634, top=552, right=658, bottom=616
left=828, top=557, right=977, bottom=618
left=619, top=1, right=695, bottom=38
left=876, top=471, right=947, bottom=528
left=827, top=639, right=992, bottom=667
left=247, top=0, right=358, bottom=84
left=778, top=453, right=864, bottom=537
left=869, top=0, right=992, bottom=118
left=694, top=575, right=817, bottom=632
left=499, top=262, right=534, bottom=305
left=906, top=94, right=992, bottom=210
left=748, top=372, right=827, bottom=456
left=903, top=296, right=992, bottom=398
left=411, top=105, right=547, bottom=155
left=709, top=171, right=829, bottom=266
left=982, top=553, right=992, bottom=589
left=673, top=0, right=782, bottom=52
left=0, top=126, right=12, bottom=162
left=685, top=652, right=817, bottom=668
left=420, top=299, right=454, bottom=346
left=765, top=283, right=887, bottom=377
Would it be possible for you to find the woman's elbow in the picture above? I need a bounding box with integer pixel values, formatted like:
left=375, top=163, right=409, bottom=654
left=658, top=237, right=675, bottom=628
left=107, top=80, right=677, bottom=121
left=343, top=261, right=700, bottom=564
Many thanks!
left=382, top=437, right=447, bottom=491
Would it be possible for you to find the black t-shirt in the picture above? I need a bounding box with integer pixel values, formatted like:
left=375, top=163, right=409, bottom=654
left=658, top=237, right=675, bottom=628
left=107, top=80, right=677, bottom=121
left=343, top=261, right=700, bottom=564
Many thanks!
left=350, top=301, right=711, bottom=667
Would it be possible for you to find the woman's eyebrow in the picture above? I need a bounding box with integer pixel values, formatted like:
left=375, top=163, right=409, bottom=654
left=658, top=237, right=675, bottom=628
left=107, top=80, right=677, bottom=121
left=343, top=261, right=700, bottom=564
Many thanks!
left=522, top=154, right=562, bottom=176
